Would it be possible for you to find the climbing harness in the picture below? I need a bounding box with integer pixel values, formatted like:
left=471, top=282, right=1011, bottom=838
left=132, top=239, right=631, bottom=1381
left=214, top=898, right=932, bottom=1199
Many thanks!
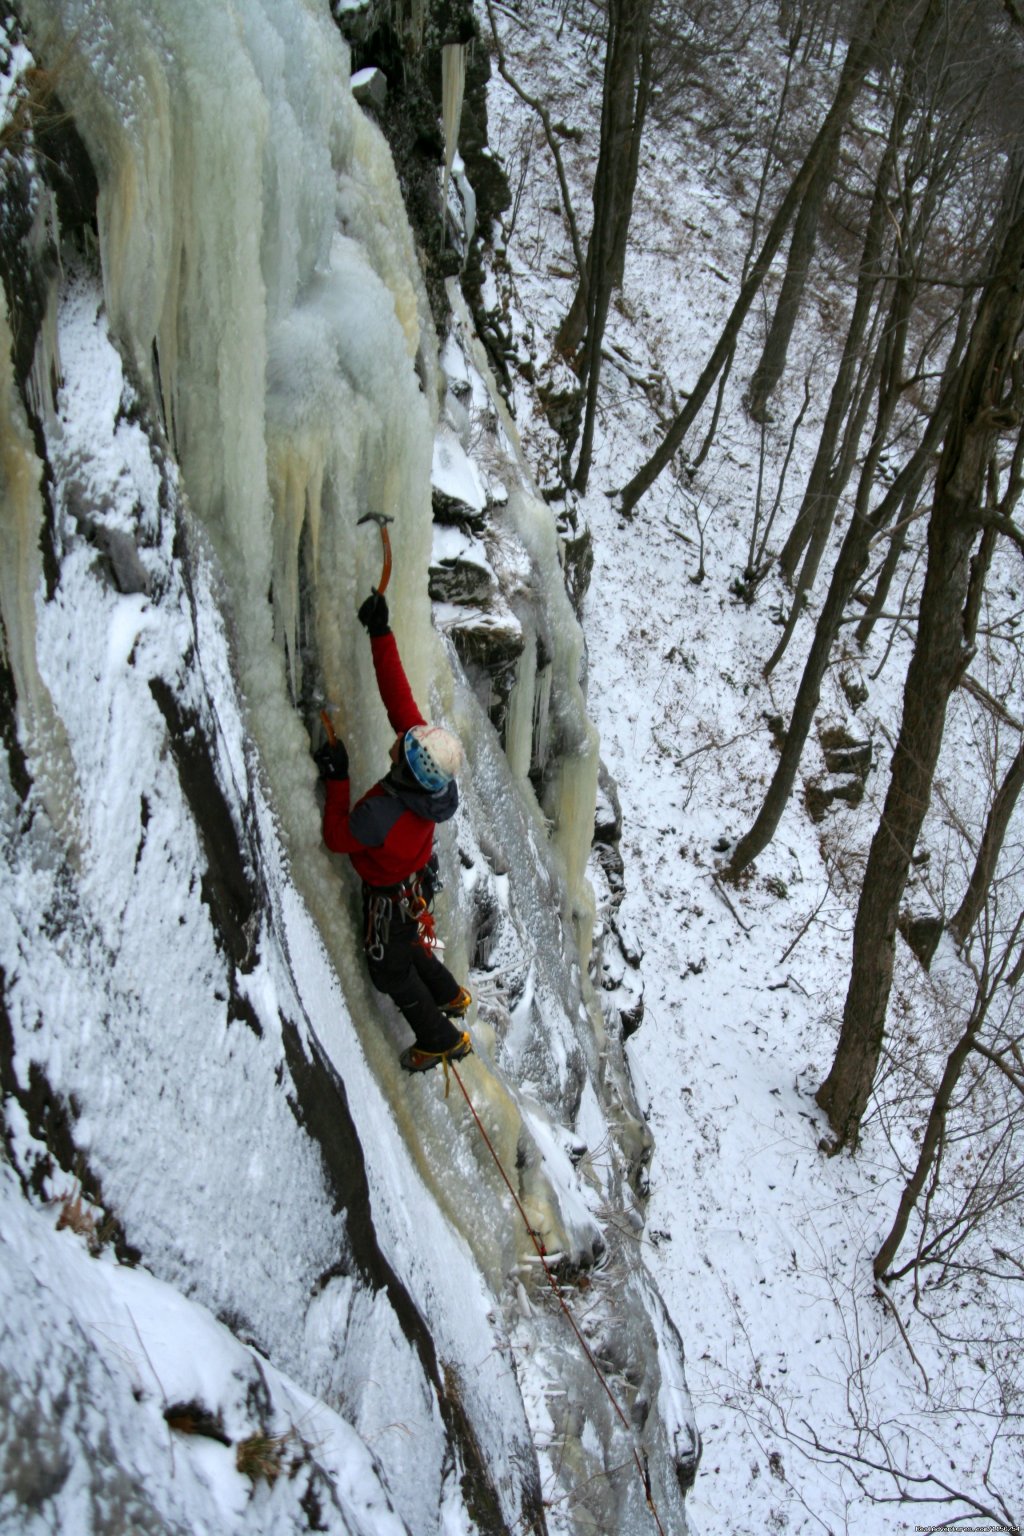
left=365, top=863, right=440, bottom=960
left=447, top=1058, right=668, bottom=1536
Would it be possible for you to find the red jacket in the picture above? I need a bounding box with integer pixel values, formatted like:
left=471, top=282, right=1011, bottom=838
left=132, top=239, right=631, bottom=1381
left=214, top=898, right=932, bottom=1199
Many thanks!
left=323, top=632, right=458, bottom=888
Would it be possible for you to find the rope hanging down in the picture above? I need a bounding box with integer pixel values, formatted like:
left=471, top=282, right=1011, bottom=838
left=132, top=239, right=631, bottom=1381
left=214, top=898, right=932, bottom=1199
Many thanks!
left=448, top=1061, right=667, bottom=1536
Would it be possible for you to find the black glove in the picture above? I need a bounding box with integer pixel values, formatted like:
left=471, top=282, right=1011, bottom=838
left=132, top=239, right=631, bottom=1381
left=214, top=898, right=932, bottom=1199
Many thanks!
left=314, top=738, right=349, bottom=781
left=358, top=590, right=390, bottom=637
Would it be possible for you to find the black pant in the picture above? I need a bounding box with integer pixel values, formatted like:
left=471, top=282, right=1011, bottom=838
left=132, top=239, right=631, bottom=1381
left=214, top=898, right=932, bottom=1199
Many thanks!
left=363, top=889, right=465, bottom=1053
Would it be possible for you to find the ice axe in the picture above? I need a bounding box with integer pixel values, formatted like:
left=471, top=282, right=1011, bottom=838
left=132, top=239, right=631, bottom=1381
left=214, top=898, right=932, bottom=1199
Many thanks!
left=317, top=513, right=393, bottom=747
left=358, top=511, right=394, bottom=595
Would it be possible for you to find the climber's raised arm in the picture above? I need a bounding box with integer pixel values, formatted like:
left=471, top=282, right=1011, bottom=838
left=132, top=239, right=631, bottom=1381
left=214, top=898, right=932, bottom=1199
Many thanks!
left=357, top=592, right=424, bottom=736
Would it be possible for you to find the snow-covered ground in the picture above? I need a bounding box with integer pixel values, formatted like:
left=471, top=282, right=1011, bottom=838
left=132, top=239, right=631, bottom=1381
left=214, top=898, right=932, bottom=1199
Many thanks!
left=483, top=2, right=1024, bottom=1532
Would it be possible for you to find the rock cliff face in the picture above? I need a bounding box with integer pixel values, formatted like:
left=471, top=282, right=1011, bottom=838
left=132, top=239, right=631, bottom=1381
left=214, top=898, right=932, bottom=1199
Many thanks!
left=0, top=5, right=696, bottom=1532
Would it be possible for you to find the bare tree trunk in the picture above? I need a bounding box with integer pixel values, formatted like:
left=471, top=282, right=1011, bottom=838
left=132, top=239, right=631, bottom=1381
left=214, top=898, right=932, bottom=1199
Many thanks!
left=608, top=33, right=651, bottom=291
left=957, top=519, right=997, bottom=679
left=949, top=739, right=1024, bottom=946
left=725, top=411, right=951, bottom=879
left=779, top=110, right=950, bottom=589
left=617, top=0, right=900, bottom=517
left=855, top=315, right=988, bottom=651
left=484, top=0, right=588, bottom=329
left=556, top=0, right=650, bottom=354
left=956, top=429, right=1024, bottom=675
left=793, top=224, right=920, bottom=596
left=572, top=2, right=652, bottom=492
left=776, top=258, right=890, bottom=585
left=853, top=482, right=921, bottom=648
left=728, top=285, right=972, bottom=878
left=766, top=319, right=886, bottom=678
left=691, top=50, right=800, bottom=480
left=873, top=910, right=1023, bottom=1278
left=817, top=164, right=1024, bottom=1152
left=778, top=0, right=971, bottom=586
left=873, top=980, right=988, bottom=1278
left=747, top=135, right=841, bottom=423
left=817, top=535, right=981, bottom=1147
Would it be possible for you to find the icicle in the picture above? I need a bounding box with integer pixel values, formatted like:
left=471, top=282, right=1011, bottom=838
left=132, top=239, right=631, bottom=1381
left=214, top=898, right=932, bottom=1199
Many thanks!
left=440, top=43, right=466, bottom=237
left=26, top=197, right=61, bottom=426
left=21, top=0, right=440, bottom=751
left=505, top=633, right=538, bottom=782
left=0, top=291, right=75, bottom=842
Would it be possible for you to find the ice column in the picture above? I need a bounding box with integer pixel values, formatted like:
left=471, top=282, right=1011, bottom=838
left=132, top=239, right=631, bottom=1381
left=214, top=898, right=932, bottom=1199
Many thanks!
left=441, top=42, right=467, bottom=216
left=0, top=293, right=72, bottom=844
left=19, top=0, right=443, bottom=807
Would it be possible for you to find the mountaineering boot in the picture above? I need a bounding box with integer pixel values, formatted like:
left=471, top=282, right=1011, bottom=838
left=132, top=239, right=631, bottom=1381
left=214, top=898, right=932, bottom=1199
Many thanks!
left=400, top=1032, right=472, bottom=1074
left=440, top=986, right=472, bottom=1018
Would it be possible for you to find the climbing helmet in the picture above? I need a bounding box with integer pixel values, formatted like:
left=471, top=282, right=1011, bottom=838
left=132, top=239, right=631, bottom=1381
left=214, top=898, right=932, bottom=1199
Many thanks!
left=404, top=724, right=462, bottom=791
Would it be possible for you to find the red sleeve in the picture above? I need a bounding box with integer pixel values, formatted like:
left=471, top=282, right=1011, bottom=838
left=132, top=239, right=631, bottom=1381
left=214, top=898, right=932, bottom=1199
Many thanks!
left=322, top=777, right=360, bottom=855
left=371, top=631, right=426, bottom=736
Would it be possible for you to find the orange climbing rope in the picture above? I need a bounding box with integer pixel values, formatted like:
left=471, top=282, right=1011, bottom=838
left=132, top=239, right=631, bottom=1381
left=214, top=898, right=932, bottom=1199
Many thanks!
left=448, top=1060, right=667, bottom=1536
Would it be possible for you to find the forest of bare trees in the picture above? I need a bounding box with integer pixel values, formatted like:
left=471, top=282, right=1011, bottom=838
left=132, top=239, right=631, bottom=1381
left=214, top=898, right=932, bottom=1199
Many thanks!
left=490, top=0, right=1024, bottom=1430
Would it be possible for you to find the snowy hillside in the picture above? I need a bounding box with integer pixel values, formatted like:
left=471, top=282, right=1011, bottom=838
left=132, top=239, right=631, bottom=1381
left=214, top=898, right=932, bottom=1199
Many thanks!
left=482, top=2, right=1024, bottom=1532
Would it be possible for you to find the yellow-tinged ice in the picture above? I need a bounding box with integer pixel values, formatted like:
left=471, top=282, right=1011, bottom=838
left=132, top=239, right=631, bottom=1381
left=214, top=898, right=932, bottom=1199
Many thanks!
left=0, top=293, right=75, bottom=850
left=19, top=0, right=603, bottom=1282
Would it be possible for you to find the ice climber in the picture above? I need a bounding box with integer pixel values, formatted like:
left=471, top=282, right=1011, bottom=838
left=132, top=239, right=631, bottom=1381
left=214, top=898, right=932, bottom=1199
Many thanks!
left=314, top=590, right=473, bottom=1073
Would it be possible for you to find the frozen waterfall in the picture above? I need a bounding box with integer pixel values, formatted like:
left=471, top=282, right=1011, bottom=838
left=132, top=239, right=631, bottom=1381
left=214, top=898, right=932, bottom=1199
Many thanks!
left=0, top=1, right=698, bottom=1531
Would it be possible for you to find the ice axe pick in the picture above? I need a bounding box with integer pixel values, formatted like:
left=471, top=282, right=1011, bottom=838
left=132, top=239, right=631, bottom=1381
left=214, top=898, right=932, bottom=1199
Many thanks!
left=357, top=511, right=394, bottom=595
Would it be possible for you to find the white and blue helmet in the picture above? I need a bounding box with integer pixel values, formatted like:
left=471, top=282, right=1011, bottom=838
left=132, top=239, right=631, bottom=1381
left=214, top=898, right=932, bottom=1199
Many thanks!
left=404, top=725, right=463, bottom=791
